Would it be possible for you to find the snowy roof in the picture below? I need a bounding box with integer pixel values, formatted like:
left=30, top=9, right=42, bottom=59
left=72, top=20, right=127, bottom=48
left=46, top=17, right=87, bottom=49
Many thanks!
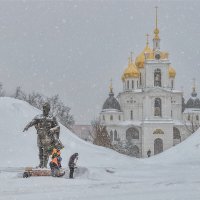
left=184, top=108, right=200, bottom=113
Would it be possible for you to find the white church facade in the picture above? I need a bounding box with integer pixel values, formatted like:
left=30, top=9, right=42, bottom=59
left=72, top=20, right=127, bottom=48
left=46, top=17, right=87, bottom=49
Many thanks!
left=99, top=9, right=196, bottom=158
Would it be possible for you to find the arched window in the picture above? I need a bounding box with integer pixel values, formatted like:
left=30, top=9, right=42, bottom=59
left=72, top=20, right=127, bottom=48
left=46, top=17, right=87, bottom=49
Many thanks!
left=154, top=138, right=163, bottom=155
left=127, top=80, right=129, bottom=89
left=154, top=98, right=162, bottom=116
left=130, top=110, right=133, bottom=120
left=102, top=115, right=105, bottom=121
left=140, top=73, right=142, bottom=86
left=126, top=127, right=139, bottom=140
left=118, top=115, right=121, bottom=121
left=110, top=115, right=113, bottom=121
left=114, top=130, right=118, bottom=141
left=171, top=80, right=174, bottom=89
left=154, top=69, right=161, bottom=87
left=110, top=130, right=113, bottom=141
left=137, top=80, right=139, bottom=88
left=188, top=114, right=190, bottom=121
left=196, top=115, right=199, bottom=121
left=173, top=127, right=181, bottom=139
left=132, top=80, right=134, bottom=89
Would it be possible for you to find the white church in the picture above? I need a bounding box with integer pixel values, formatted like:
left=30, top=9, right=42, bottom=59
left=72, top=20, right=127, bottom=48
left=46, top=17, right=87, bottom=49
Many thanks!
left=99, top=9, right=200, bottom=158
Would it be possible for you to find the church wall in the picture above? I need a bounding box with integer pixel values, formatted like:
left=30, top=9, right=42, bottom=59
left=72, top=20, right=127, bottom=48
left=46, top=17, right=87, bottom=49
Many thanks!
left=142, top=123, right=173, bottom=157
left=118, top=92, right=143, bottom=121
left=171, top=93, right=183, bottom=120
left=100, top=111, right=123, bottom=125
left=143, top=91, right=172, bottom=120
left=145, top=63, right=170, bottom=88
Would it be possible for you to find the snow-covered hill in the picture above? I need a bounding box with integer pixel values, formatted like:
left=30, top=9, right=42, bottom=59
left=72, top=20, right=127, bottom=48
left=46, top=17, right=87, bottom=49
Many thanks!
left=0, top=97, right=132, bottom=168
left=0, top=97, right=200, bottom=200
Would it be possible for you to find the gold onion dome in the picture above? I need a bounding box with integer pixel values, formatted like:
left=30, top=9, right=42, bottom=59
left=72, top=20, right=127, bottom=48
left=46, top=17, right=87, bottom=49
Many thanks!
left=122, top=57, right=140, bottom=81
left=168, top=66, right=176, bottom=78
left=135, top=44, right=153, bottom=68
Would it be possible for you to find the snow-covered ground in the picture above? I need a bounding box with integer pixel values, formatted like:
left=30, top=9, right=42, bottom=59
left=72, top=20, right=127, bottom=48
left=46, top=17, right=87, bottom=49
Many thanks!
left=0, top=97, right=200, bottom=200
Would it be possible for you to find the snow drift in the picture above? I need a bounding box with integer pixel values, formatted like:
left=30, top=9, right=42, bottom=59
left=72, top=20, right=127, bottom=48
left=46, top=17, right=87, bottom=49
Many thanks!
left=1, top=97, right=200, bottom=168
left=1, top=97, right=200, bottom=200
left=0, top=97, right=132, bottom=168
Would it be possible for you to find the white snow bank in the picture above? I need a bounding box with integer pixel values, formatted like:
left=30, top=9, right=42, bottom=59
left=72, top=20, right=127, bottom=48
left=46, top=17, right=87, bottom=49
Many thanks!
left=1, top=97, right=200, bottom=200
left=0, top=97, right=133, bottom=168
left=1, top=97, right=200, bottom=169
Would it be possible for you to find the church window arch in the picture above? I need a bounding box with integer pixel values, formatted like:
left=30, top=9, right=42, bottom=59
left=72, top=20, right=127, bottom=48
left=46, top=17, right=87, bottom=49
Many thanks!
left=126, top=127, right=139, bottom=140
left=154, top=98, right=162, bottom=116
left=154, top=138, right=163, bottom=155
left=140, top=73, right=142, bottom=86
left=114, top=130, right=118, bottom=141
left=196, top=115, right=199, bottom=121
left=173, top=127, right=181, bottom=140
left=132, top=80, right=134, bottom=89
left=154, top=68, right=161, bottom=87
left=130, top=110, right=133, bottom=120
left=127, top=80, right=129, bottom=89
left=110, top=130, right=113, bottom=141
left=188, top=114, right=190, bottom=121
left=119, top=115, right=121, bottom=121
left=171, top=80, right=174, bottom=89
left=102, top=115, right=105, bottom=121
left=110, top=115, right=113, bottom=121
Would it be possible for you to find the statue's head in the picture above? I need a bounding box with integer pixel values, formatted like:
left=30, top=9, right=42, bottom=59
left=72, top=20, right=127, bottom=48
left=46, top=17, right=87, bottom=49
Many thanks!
left=74, top=153, right=79, bottom=157
left=43, top=102, right=50, bottom=116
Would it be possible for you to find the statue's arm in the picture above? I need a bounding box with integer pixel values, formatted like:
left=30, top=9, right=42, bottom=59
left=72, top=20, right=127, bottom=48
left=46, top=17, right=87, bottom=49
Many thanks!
left=23, top=118, right=38, bottom=132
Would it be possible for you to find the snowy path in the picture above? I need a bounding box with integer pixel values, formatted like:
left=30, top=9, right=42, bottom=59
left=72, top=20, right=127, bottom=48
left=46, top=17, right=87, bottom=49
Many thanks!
left=1, top=163, right=200, bottom=200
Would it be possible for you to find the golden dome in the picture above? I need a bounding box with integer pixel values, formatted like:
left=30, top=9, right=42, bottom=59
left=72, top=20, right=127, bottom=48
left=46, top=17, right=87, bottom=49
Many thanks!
left=168, top=66, right=176, bottom=78
left=122, top=58, right=140, bottom=81
left=135, top=44, right=153, bottom=68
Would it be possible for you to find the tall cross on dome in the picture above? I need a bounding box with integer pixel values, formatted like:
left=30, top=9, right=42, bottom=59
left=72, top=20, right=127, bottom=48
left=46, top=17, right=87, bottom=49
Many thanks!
left=146, top=33, right=149, bottom=46
left=109, top=79, right=113, bottom=93
left=155, top=6, right=158, bottom=30
left=192, top=78, right=196, bottom=92
left=130, top=51, right=134, bottom=63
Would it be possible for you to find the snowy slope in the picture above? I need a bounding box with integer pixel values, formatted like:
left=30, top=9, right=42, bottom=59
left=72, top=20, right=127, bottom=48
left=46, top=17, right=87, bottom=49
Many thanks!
left=1, top=97, right=200, bottom=200
left=0, top=97, right=132, bottom=168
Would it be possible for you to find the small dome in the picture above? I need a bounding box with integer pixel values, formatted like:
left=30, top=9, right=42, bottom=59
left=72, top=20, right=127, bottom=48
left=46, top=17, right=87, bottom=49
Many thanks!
left=122, top=60, right=140, bottom=81
left=135, top=45, right=153, bottom=68
left=186, top=87, right=200, bottom=109
left=168, top=66, right=176, bottom=78
left=102, top=90, right=121, bottom=111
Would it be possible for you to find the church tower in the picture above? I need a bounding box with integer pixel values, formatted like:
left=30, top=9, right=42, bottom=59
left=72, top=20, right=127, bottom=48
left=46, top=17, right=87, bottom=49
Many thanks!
left=100, top=7, right=187, bottom=158
left=141, top=7, right=183, bottom=157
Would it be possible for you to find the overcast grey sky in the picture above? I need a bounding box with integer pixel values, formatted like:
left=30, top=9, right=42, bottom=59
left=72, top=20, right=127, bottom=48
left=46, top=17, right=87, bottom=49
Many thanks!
left=0, top=0, right=199, bottom=124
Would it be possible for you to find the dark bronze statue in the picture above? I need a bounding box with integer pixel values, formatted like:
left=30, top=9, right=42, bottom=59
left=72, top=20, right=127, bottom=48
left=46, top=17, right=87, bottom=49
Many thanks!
left=23, top=102, right=64, bottom=168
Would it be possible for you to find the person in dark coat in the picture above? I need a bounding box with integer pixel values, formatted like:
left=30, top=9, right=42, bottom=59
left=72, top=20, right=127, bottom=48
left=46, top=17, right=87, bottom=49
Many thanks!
left=68, top=153, right=78, bottom=179
left=147, top=149, right=151, bottom=157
